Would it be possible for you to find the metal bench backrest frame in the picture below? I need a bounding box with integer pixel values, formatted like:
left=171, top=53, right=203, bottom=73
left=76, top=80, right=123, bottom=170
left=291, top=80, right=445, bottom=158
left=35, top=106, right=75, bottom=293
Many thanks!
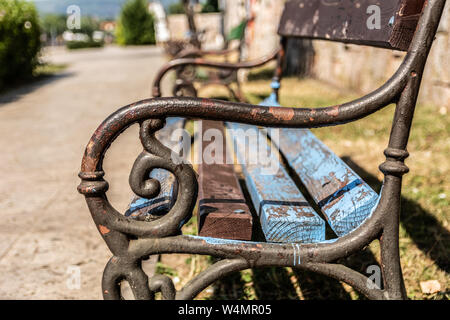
left=78, top=0, right=446, bottom=300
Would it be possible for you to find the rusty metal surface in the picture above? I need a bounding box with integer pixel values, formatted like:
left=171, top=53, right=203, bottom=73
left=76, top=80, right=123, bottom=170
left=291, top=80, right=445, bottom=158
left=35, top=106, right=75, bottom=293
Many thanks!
left=77, top=0, right=446, bottom=300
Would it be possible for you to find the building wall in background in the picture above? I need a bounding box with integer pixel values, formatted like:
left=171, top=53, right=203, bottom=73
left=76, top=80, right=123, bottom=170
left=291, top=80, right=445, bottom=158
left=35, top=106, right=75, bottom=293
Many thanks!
left=244, top=0, right=284, bottom=59
left=237, top=0, right=449, bottom=108
left=311, top=2, right=449, bottom=108
left=167, top=12, right=223, bottom=50
left=167, top=0, right=449, bottom=108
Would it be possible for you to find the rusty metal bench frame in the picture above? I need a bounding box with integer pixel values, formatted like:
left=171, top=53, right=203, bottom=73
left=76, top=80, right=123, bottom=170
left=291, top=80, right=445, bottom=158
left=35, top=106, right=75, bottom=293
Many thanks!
left=77, top=0, right=445, bottom=300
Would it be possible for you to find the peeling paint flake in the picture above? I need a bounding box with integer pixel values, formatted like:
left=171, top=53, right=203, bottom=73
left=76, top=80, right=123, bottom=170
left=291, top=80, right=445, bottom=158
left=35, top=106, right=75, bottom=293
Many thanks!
left=99, top=225, right=110, bottom=235
left=326, top=105, right=340, bottom=117
left=269, top=107, right=294, bottom=121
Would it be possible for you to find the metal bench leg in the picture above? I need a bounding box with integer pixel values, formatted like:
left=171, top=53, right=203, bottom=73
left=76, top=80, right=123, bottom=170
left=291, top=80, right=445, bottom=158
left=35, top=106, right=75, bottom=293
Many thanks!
left=380, top=211, right=407, bottom=300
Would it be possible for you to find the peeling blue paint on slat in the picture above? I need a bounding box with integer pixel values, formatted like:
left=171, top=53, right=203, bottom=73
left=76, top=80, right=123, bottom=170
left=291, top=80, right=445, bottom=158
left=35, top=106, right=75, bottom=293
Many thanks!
left=258, top=92, right=280, bottom=107
left=189, top=235, right=257, bottom=246
left=227, top=122, right=326, bottom=244
left=258, top=81, right=281, bottom=107
left=125, top=169, right=174, bottom=217
left=188, top=234, right=334, bottom=248
left=271, top=128, right=379, bottom=237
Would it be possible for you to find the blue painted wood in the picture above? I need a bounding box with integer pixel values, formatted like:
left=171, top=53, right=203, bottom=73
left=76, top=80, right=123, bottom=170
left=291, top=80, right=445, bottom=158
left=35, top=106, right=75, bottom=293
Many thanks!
left=270, top=128, right=379, bottom=237
left=125, top=117, right=185, bottom=219
left=227, top=122, right=326, bottom=243
left=258, top=81, right=281, bottom=107
left=258, top=93, right=280, bottom=107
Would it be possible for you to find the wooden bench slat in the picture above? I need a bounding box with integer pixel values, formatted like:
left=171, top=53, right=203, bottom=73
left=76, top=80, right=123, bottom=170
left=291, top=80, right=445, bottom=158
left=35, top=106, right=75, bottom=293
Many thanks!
left=227, top=122, right=326, bottom=243
left=126, top=117, right=185, bottom=219
left=270, top=128, right=379, bottom=237
left=195, top=120, right=253, bottom=240
left=278, top=0, right=425, bottom=51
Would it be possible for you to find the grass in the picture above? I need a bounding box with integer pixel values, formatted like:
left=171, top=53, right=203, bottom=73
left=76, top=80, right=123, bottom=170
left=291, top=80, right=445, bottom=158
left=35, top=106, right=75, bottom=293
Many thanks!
left=156, top=74, right=449, bottom=300
left=33, top=63, right=68, bottom=77
left=0, top=63, right=68, bottom=94
left=66, top=41, right=104, bottom=50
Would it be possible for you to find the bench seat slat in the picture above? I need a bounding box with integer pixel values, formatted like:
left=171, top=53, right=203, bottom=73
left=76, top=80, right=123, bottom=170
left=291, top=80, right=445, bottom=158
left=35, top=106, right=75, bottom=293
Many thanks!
left=126, top=117, right=185, bottom=219
left=227, top=122, right=326, bottom=243
left=271, top=128, right=379, bottom=237
left=196, top=120, right=253, bottom=240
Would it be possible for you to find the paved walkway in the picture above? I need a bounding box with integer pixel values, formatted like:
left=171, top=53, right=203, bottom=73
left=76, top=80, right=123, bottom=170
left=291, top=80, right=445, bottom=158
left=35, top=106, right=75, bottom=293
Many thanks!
left=0, top=46, right=169, bottom=299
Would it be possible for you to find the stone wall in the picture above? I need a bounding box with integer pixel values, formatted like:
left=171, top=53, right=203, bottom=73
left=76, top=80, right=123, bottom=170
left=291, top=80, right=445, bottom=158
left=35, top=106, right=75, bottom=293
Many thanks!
left=167, top=12, right=223, bottom=50
left=168, top=0, right=449, bottom=108
left=311, top=2, right=449, bottom=108
left=245, top=0, right=449, bottom=108
left=223, top=0, right=284, bottom=59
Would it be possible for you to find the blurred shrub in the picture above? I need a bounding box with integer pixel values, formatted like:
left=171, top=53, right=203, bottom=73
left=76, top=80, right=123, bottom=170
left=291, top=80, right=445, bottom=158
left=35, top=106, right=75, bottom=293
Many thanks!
left=66, top=40, right=103, bottom=50
left=116, top=0, right=156, bottom=45
left=65, top=16, right=103, bottom=50
left=201, top=0, right=220, bottom=13
left=168, top=2, right=185, bottom=15
left=78, top=16, right=101, bottom=38
left=0, top=0, right=41, bottom=89
left=40, top=14, right=66, bottom=40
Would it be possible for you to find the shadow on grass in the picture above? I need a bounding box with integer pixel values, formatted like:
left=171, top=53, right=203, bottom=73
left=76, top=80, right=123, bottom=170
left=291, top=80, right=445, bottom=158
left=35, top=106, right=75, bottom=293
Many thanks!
left=0, top=70, right=73, bottom=105
left=342, top=157, right=450, bottom=275
left=247, top=68, right=276, bottom=81
left=210, top=249, right=380, bottom=300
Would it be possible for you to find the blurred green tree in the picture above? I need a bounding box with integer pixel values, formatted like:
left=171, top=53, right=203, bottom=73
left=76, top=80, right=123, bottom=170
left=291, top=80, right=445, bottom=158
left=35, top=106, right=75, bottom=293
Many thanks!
left=0, top=0, right=41, bottom=89
left=201, top=0, right=220, bottom=13
left=116, top=0, right=156, bottom=45
left=40, top=14, right=66, bottom=39
left=79, top=16, right=101, bottom=37
left=168, top=1, right=185, bottom=15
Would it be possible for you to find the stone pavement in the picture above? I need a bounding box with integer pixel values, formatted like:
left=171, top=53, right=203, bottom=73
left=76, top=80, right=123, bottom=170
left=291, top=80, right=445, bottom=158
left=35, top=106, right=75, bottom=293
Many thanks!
left=0, top=45, right=169, bottom=299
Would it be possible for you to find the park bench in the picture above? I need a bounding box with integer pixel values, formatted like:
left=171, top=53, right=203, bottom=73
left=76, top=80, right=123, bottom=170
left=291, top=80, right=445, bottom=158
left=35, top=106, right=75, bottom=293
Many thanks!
left=163, top=0, right=251, bottom=100
left=168, top=17, right=250, bottom=102
left=78, top=0, right=446, bottom=300
left=163, top=0, right=202, bottom=57
left=164, top=0, right=249, bottom=58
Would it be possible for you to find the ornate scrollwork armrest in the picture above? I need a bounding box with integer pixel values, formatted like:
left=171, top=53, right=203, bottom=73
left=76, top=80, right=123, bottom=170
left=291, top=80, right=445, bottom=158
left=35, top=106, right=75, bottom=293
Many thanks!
left=78, top=116, right=198, bottom=252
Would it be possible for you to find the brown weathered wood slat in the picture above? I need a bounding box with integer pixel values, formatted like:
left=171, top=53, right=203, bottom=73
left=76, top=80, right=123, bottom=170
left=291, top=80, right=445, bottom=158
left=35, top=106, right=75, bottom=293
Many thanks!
left=195, top=120, right=253, bottom=240
left=278, top=0, right=426, bottom=51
